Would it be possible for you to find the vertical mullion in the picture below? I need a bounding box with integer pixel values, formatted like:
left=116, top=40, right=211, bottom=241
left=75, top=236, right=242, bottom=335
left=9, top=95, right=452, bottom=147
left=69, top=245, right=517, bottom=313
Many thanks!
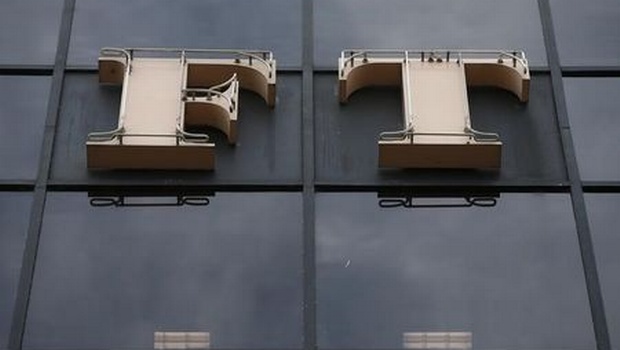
left=8, top=1, right=75, bottom=349
left=302, top=0, right=316, bottom=348
left=538, top=1, right=611, bottom=350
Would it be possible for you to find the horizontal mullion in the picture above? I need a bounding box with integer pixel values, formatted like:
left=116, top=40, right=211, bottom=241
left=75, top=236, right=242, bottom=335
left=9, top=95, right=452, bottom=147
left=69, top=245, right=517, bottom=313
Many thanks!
left=0, top=65, right=53, bottom=75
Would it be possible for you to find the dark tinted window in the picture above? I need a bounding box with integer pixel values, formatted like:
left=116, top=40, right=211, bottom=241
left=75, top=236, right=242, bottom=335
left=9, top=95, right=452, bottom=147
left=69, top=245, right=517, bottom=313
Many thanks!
left=50, top=73, right=301, bottom=185
left=585, top=194, right=620, bottom=349
left=25, top=192, right=303, bottom=349
left=0, top=76, right=50, bottom=181
left=550, top=0, right=620, bottom=67
left=314, top=0, right=547, bottom=68
left=317, top=193, right=594, bottom=349
left=0, top=1, right=62, bottom=65
left=564, top=78, right=620, bottom=181
left=0, top=192, right=32, bottom=347
left=315, top=74, right=566, bottom=185
left=68, top=0, right=302, bottom=68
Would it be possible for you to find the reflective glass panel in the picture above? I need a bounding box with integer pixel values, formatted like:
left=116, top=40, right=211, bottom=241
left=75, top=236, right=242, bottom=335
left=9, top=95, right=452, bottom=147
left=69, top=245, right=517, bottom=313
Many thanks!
left=68, top=0, right=302, bottom=68
left=550, top=0, right=620, bottom=67
left=314, top=0, right=547, bottom=68
left=0, top=77, right=50, bottom=181
left=564, top=78, right=620, bottom=181
left=0, top=1, right=62, bottom=65
left=585, top=194, right=620, bottom=349
left=25, top=192, right=303, bottom=349
left=317, top=193, right=594, bottom=349
left=0, top=192, right=32, bottom=347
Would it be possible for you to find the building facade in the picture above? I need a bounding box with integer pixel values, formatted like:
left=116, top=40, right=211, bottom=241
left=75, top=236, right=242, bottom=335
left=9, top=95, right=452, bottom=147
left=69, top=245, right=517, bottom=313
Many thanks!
left=1, top=0, right=619, bottom=349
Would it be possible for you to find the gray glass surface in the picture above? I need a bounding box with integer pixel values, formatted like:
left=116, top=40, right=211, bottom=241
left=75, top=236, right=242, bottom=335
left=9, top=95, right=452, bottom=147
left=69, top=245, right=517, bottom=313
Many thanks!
left=25, top=192, right=303, bottom=350
left=317, top=193, right=594, bottom=349
left=315, top=74, right=566, bottom=185
left=314, top=0, right=547, bottom=68
left=68, top=0, right=302, bottom=68
left=0, top=76, right=50, bottom=181
left=50, top=73, right=301, bottom=185
left=0, top=193, right=32, bottom=348
left=550, top=0, right=620, bottom=67
left=585, top=194, right=620, bottom=350
left=0, top=1, right=62, bottom=66
left=564, top=78, right=620, bottom=182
